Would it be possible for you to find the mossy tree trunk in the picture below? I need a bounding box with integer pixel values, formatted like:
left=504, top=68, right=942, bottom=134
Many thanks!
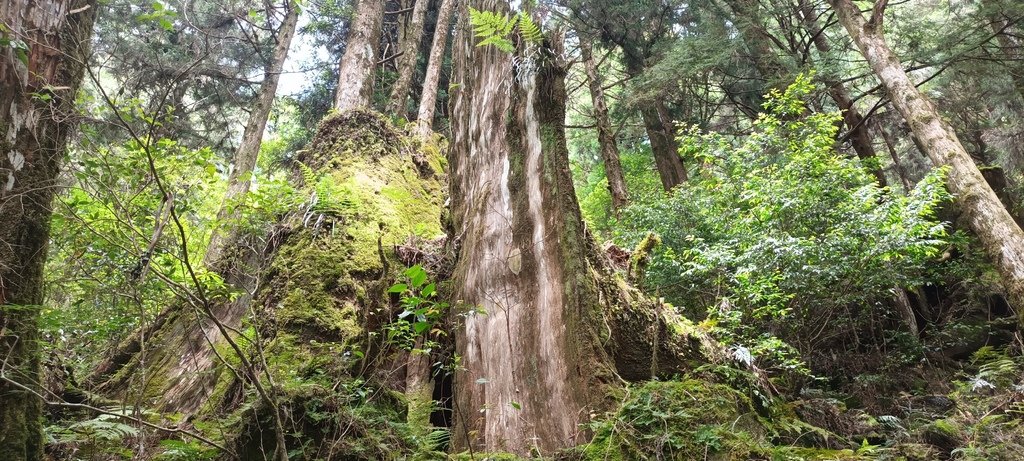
left=86, top=1, right=301, bottom=417
left=414, top=0, right=455, bottom=138
left=0, top=0, right=97, bottom=458
left=334, top=0, right=385, bottom=111
left=386, top=0, right=430, bottom=117
left=828, top=0, right=1024, bottom=319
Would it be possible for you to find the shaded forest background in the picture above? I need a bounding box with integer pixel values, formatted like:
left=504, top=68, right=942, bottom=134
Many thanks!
left=3, top=0, right=1024, bottom=459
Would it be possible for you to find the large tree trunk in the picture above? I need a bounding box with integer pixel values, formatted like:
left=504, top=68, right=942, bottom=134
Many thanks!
left=206, top=0, right=299, bottom=263
left=0, top=0, right=97, bottom=458
left=386, top=0, right=430, bottom=117
left=447, top=3, right=619, bottom=453
left=828, top=0, right=1024, bottom=317
left=580, top=40, right=629, bottom=212
left=447, top=2, right=721, bottom=454
left=414, top=0, right=455, bottom=138
left=334, top=0, right=385, bottom=111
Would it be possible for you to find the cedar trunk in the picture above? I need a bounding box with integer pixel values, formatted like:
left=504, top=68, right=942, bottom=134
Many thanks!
left=386, top=0, right=430, bottom=117
left=447, top=2, right=619, bottom=453
left=0, top=0, right=97, bottom=458
left=621, top=56, right=687, bottom=190
left=639, top=101, right=687, bottom=190
left=580, top=41, right=628, bottom=212
left=334, top=0, right=385, bottom=111
left=828, top=0, right=1024, bottom=318
left=415, top=0, right=455, bottom=137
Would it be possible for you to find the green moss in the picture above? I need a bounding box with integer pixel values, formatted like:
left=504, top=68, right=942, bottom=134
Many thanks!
left=210, top=109, right=449, bottom=460
left=584, top=379, right=768, bottom=460
left=449, top=452, right=527, bottom=460
left=628, top=232, right=661, bottom=284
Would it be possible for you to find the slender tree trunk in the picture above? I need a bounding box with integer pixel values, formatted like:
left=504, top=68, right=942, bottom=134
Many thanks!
left=797, top=0, right=887, bottom=186
left=206, top=0, right=299, bottom=264
left=414, top=0, right=455, bottom=137
left=647, top=100, right=688, bottom=189
left=580, top=41, right=628, bottom=212
left=876, top=115, right=913, bottom=190
left=386, top=0, right=429, bottom=117
left=0, top=0, right=97, bottom=458
left=334, top=0, right=385, bottom=111
left=622, top=56, right=687, bottom=190
left=828, top=0, right=1024, bottom=317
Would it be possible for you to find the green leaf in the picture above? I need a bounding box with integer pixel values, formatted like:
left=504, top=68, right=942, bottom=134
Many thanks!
left=388, top=283, right=408, bottom=293
left=406, top=264, right=427, bottom=287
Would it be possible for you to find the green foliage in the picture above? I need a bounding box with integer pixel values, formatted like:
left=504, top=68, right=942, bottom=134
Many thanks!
left=154, top=440, right=219, bottom=460
left=43, top=136, right=230, bottom=374
left=47, top=411, right=142, bottom=460
left=0, top=24, right=29, bottom=66
left=386, top=265, right=449, bottom=351
left=618, top=75, right=952, bottom=374
left=469, top=7, right=543, bottom=52
left=297, top=160, right=355, bottom=215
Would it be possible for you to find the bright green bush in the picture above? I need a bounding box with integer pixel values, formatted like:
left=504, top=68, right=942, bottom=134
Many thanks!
left=617, top=75, right=952, bottom=374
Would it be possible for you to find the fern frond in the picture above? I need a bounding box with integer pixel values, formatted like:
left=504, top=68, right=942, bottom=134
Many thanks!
left=517, top=13, right=543, bottom=43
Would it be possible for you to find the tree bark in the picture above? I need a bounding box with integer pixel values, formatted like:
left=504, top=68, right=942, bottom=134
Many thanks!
left=621, top=54, right=687, bottom=191
left=446, top=2, right=726, bottom=454
left=0, top=0, right=97, bottom=458
left=447, top=3, right=620, bottom=453
left=876, top=114, right=914, bottom=190
left=386, top=0, right=430, bottom=117
left=828, top=0, right=1024, bottom=318
left=639, top=101, right=687, bottom=190
left=580, top=40, right=628, bottom=212
left=414, top=0, right=455, bottom=138
left=206, top=0, right=299, bottom=264
left=334, top=0, right=385, bottom=111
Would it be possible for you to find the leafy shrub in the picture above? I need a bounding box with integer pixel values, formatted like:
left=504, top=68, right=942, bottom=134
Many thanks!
left=617, top=74, right=952, bottom=374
